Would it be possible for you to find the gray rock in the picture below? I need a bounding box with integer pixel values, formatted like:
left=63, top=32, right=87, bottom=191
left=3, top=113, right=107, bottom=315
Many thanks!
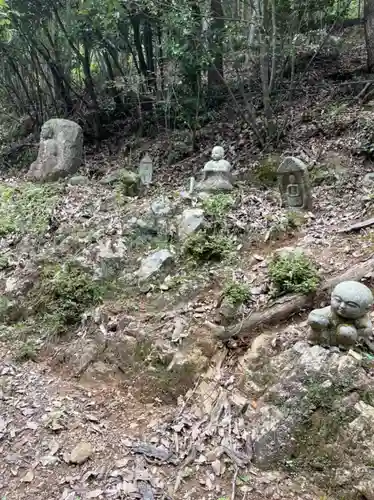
left=178, top=208, right=204, bottom=239
left=69, top=441, right=93, bottom=464
left=100, top=170, right=122, bottom=185
left=151, top=196, right=172, bottom=217
left=363, top=172, right=374, bottom=187
left=27, top=119, right=83, bottom=182
left=94, top=238, right=127, bottom=278
left=130, top=217, right=158, bottom=235
left=136, top=249, right=174, bottom=282
left=100, top=169, right=140, bottom=196
left=273, top=246, right=305, bottom=259
left=250, top=341, right=364, bottom=467
left=68, top=175, right=89, bottom=186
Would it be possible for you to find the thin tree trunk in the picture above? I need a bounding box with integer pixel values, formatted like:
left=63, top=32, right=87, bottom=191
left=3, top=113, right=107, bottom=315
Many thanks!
left=130, top=15, right=149, bottom=82
left=82, top=39, right=101, bottom=139
left=208, top=0, right=225, bottom=89
left=256, top=0, right=275, bottom=138
left=143, top=18, right=156, bottom=90
left=365, top=0, right=374, bottom=71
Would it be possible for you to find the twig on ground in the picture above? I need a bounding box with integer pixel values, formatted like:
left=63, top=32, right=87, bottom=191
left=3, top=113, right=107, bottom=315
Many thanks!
left=231, top=466, right=239, bottom=500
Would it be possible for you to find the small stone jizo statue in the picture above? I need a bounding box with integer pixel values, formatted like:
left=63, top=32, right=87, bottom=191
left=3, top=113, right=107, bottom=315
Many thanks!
left=308, top=281, right=373, bottom=349
left=277, top=157, right=311, bottom=210
left=195, top=146, right=233, bottom=193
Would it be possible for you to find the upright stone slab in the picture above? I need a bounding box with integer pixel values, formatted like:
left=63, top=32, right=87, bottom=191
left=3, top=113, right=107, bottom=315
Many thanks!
left=27, top=119, right=83, bottom=182
left=138, top=153, right=153, bottom=186
left=277, top=157, right=312, bottom=210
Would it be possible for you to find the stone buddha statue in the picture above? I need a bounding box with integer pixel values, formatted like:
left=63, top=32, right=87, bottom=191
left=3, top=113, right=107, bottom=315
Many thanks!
left=195, top=146, right=233, bottom=193
left=286, top=174, right=302, bottom=207
left=307, top=281, right=373, bottom=349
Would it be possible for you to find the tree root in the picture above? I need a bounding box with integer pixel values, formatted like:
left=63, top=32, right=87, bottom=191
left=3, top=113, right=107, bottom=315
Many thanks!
left=219, top=257, right=374, bottom=341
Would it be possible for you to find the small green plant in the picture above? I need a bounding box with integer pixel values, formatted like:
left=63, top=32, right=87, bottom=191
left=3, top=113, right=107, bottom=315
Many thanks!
left=14, top=339, right=39, bottom=362
left=0, top=255, right=9, bottom=270
left=183, top=231, right=235, bottom=263
left=266, top=211, right=304, bottom=241
left=202, top=193, right=235, bottom=219
left=223, top=280, right=251, bottom=306
left=268, top=252, right=320, bottom=295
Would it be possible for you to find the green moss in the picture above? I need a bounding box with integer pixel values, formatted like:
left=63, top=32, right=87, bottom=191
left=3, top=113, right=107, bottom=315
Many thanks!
left=20, top=262, right=106, bottom=337
left=0, top=182, right=62, bottom=236
left=283, top=376, right=360, bottom=493
left=268, top=251, right=320, bottom=295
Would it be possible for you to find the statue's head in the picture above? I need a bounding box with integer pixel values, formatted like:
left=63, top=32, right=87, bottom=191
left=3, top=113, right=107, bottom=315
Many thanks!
left=289, top=174, right=296, bottom=183
left=41, top=125, right=53, bottom=140
left=211, top=146, right=224, bottom=161
left=331, top=281, right=373, bottom=319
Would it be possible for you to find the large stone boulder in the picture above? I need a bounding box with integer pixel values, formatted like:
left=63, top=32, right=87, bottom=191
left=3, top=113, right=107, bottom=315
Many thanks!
left=246, top=340, right=374, bottom=495
left=27, top=119, right=83, bottom=182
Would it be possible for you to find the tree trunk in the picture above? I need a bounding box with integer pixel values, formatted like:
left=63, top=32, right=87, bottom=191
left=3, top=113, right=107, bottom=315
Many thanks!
left=365, top=0, right=374, bottom=71
left=207, top=0, right=225, bottom=89
left=143, top=19, right=156, bottom=90
left=103, top=52, right=123, bottom=112
left=184, top=0, right=202, bottom=96
left=82, top=39, right=101, bottom=140
left=131, top=15, right=149, bottom=83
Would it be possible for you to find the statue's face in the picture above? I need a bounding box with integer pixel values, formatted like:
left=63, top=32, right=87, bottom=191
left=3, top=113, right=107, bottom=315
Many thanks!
left=211, top=146, right=224, bottom=161
left=331, top=282, right=373, bottom=319
left=41, top=126, right=53, bottom=140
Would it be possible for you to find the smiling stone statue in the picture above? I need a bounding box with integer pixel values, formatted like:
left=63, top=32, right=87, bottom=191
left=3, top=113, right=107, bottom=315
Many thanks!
left=307, top=281, right=373, bottom=349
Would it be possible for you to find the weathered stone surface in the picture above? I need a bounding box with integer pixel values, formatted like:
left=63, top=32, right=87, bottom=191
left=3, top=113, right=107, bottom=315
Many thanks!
left=100, top=169, right=140, bottom=196
left=277, top=157, right=312, bottom=210
left=151, top=196, right=173, bottom=217
left=94, top=237, right=127, bottom=278
left=308, top=281, right=373, bottom=349
left=135, top=249, right=174, bottom=281
left=99, top=170, right=122, bottom=185
left=27, top=119, right=83, bottom=182
left=68, top=175, right=89, bottom=186
left=178, top=208, right=204, bottom=239
left=3, top=265, right=39, bottom=298
left=250, top=341, right=368, bottom=471
left=69, top=441, right=93, bottom=464
left=363, top=172, right=374, bottom=187
left=195, top=146, right=233, bottom=193
left=273, top=246, right=305, bottom=259
left=138, top=153, right=153, bottom=185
